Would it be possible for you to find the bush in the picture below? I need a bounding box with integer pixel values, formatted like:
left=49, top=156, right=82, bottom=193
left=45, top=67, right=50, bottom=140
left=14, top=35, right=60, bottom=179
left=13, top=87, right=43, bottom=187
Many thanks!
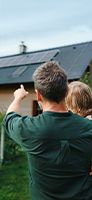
left=81, top=71, right=92, bottom=88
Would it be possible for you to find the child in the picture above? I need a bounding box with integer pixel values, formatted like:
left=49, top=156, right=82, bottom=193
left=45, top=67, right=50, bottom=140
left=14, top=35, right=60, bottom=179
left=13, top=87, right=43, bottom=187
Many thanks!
left=66, top=81, right=92, bottom=175
left=66, top=81, right=92, bottom=119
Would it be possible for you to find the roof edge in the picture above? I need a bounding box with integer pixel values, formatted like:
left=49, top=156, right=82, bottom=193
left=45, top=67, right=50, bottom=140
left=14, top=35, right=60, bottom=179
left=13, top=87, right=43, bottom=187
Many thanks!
left=0, top=40, right=92, bottom=59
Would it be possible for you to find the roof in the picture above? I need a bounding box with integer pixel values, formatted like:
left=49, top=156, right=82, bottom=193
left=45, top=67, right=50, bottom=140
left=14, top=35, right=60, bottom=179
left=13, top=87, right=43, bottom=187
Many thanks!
left=0, top=41, right=92, bottom=85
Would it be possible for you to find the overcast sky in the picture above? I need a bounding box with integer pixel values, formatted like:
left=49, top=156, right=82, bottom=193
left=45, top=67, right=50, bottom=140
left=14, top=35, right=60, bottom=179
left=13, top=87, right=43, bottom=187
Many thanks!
left=0, top=0, right=92, bottom=56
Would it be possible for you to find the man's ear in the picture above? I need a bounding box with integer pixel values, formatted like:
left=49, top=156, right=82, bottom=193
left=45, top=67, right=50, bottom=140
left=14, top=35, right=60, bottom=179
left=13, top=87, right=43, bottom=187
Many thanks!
left=35, top=89, right=42, bottom=101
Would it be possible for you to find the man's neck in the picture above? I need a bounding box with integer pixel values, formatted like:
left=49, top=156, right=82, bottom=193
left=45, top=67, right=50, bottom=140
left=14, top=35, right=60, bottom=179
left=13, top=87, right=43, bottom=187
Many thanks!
left=42, top=100, right=68, bottom=113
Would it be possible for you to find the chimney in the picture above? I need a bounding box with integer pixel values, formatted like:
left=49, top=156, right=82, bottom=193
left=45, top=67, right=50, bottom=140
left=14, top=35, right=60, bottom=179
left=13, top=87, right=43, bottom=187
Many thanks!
left=19, top=41, right=27, bottom=54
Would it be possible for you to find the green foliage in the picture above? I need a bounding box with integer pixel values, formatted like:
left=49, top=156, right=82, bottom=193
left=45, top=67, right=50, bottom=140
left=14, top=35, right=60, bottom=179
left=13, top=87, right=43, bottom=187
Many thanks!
left=0, top=112, right=5, bottom=128
left=4, top=135, right=22, bottom=161
left=0, top=154, right=30, bottom=200
left=81, top=71, right=92, bottom=88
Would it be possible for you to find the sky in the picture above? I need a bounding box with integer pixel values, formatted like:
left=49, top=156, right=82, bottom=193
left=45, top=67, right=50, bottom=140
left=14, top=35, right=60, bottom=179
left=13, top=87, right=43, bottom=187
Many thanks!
left=0, top=0, right=92, bottom=56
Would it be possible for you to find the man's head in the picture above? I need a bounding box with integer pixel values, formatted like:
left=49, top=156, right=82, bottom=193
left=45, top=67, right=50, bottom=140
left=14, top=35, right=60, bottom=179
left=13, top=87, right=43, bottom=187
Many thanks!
left=33, top=61, right=68, bottom=103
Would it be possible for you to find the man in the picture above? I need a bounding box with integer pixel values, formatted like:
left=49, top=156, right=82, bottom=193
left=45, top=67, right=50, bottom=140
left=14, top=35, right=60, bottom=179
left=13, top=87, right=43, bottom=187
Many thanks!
left=3, top=61, right=92, bottom=200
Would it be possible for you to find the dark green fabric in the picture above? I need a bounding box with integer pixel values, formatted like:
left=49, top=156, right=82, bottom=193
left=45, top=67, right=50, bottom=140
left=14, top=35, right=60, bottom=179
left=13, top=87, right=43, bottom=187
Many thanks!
left=3, top=111, right=92, bottom=200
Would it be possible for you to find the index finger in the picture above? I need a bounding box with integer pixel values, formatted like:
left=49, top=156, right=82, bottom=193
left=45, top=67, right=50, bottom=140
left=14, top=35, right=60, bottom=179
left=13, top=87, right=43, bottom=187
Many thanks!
left=20, top=84, right=24, bottom=89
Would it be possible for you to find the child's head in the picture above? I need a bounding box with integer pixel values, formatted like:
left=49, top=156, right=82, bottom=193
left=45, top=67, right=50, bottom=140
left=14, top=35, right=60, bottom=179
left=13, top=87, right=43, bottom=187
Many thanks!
left=66, top=81, right=92, bottom=117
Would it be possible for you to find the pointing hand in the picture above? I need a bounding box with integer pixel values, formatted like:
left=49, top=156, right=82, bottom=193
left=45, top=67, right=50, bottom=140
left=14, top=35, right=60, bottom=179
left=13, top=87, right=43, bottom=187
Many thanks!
left=14, top=84, right=29, bottom=101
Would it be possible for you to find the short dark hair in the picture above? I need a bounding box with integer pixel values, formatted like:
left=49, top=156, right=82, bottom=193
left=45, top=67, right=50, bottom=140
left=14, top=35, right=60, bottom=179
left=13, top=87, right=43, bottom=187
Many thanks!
left=33, top=61, right=68, bottom=103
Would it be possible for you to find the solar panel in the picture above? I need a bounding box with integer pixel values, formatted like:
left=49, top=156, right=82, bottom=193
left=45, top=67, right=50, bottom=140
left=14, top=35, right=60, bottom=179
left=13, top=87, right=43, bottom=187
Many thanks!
left=0, top=49, right=59, bottom=68
left=12, top=66, right=28, bottom=78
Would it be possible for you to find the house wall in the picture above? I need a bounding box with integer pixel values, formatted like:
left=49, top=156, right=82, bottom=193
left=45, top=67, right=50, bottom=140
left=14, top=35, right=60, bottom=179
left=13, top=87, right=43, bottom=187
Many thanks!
left=0, top=84, right=36, bottom=116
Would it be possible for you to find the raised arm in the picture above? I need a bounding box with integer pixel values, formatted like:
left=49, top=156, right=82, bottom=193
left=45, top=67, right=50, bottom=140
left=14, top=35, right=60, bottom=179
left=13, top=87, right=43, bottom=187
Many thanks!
left=6, top=85, right=29, bottom=114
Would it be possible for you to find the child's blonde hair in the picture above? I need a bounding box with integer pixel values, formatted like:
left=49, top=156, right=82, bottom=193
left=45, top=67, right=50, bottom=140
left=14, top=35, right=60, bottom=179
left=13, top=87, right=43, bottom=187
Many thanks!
left=66, top=81, right=92, bottom=117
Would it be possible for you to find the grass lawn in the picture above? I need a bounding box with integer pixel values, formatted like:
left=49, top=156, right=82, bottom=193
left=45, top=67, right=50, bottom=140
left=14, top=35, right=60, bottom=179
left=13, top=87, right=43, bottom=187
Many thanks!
left=0, top=154, right=31, bottom=200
